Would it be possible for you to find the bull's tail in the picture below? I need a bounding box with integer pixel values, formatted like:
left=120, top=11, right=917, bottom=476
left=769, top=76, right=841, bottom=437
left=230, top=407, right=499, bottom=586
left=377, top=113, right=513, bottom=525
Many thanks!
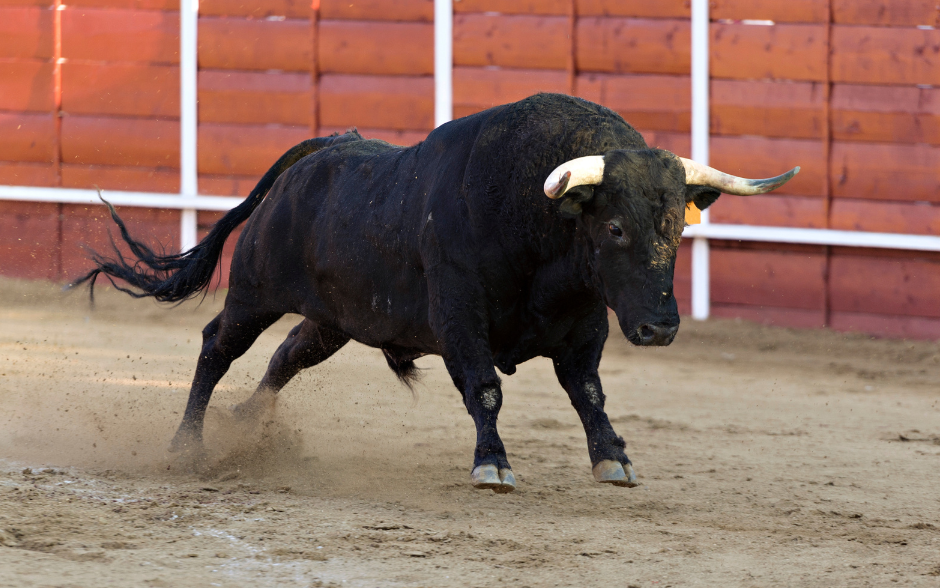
left=70, top=130, right=362, bottom=303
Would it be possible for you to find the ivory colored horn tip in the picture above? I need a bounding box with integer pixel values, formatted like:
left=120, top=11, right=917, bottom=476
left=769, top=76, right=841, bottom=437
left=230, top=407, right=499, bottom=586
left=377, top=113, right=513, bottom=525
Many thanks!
left=792, top=166, right=801, bottom=175
left=545, top=170, right=571, bottom=199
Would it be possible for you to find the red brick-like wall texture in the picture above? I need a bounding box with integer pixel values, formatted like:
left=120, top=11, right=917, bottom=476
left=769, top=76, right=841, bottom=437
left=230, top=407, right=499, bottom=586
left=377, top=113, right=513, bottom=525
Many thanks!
left=2, top=0, right=940, bottom=340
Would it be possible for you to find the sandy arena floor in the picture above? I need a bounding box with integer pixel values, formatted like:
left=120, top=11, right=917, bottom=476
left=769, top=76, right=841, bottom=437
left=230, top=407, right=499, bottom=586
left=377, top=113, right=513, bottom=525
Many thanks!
left=0, top=277, right=938, bottom=587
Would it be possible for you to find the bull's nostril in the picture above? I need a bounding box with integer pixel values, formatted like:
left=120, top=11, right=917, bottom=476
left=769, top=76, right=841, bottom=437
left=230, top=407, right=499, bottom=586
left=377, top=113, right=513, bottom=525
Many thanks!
left=636, top=323, right=678, bottom=346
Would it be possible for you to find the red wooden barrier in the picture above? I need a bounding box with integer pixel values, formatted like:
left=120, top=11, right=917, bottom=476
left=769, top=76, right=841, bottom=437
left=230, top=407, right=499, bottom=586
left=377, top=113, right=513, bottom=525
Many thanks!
left=320, top=0, right=432, bottom=21
left=318, top=21, right=433, bottom=75
left=456, top=0, right=567, bottom=15
left=0, top=7, right=53, bottom=59
left=61, top=116, right=180, bottom=168
left=832, top=0, right=940, bottom=26
left=61, top=164, right=179, bottom=192
left=200, top=0, right=308, bottom=19
left=455, top=14, right=569, bottom=70
left=831, top=26, right=940, bottom=86
left=830, top=254, right=940, bottom=319
left=831, top=199, right=940, bottom=236
left=0, top=112, right=55, bottom=162
left=830, top=142, right=940, bottom=202
left=198, top=17, right=312, bottom=72
left=711, top=0, right=829, bottom=23
left=576, top=0, right=689, bottom=18
left=199, top=71, right=312, bottom=126
left=62, top=8, right=180, bottom=64
left=576, top=18, right=691, bottom=75
left=711, top=80, right=825, bottom=140
left=639, top=130, right=690, bottom=159
left=710, top=23, right=828, bottom=82
left=0, top=201, right=59, bottom=280
left=63, top=63, right=180, bottom=118
left=454, top=67, right=568, bottom=118
left=709, top=194, right=827, bottom=229
left=198, top=123, right=311, bottom=176
left=711, top=247, right=827, bottom=310
left=577, top=74, right=690, bottom=133
left=831, top=84, right=940, bottom=145
left=0, top=162, right=57, bottom=186
left=67, top=0, right=179, bottom=9
left=0, top=61, right=54, bottom=112
left=319, top=74, right=434, bottom=131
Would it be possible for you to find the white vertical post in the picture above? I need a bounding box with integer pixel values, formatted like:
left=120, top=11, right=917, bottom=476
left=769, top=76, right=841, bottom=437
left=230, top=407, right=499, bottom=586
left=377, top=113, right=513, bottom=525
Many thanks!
left=434, top=0, right=453, bottom=127
left=690, top=0, right=710, bottom=320
left=179, top=0, right=199, bottom=252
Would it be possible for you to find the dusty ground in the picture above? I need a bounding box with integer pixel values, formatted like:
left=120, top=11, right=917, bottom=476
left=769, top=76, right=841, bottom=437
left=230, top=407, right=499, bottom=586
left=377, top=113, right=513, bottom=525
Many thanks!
left=0, top=277, right=938, bottom=587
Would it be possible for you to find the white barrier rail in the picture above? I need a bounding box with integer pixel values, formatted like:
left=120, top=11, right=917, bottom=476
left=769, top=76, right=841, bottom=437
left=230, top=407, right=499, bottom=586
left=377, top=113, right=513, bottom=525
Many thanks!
left=0, top=186, right=242, bottom=211
left=682, top=223, right=940, bottom=252
left=5, top=184, right=939, bottom=253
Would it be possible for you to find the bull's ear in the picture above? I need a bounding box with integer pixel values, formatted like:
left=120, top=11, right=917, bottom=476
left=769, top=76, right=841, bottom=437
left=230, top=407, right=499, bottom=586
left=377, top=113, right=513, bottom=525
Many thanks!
left=686, top=184, right=720, bottom=211
left=557, top=185, right=595, bottom=217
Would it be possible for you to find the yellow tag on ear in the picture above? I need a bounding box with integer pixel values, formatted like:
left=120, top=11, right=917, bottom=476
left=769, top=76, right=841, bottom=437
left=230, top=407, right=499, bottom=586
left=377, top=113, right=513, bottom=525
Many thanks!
left=685, top=202, right=701, bottom=225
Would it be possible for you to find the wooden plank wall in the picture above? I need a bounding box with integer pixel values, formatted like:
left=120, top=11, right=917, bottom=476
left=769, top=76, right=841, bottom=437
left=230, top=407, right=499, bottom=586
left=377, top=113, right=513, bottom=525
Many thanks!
left=1, top=0, right=939, bottom=339
left=705, top=0, right=940, bottom=339
left=0, top=0, right=184, bottom=280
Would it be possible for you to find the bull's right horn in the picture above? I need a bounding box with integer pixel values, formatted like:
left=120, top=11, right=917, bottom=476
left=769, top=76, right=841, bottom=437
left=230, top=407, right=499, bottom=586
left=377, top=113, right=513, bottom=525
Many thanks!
left=544, top=156, right=605, bottom=198
left=679, top=157, right=799, bottom=196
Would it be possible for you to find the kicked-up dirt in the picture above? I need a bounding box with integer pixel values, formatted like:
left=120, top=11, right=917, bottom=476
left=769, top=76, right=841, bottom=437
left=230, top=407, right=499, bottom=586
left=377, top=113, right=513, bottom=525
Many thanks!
left=1, top=277, right=939, bottom=587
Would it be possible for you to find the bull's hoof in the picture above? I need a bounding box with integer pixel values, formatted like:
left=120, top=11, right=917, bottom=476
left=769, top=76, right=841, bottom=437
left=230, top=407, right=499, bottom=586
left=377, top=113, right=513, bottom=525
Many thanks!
left=592, top=460, right=638, bottom=488
left=230, top=389, right=276, bottom=422
left=470, top=464, right=516, bottom=494
left=167, top=428, right=203, bottom=455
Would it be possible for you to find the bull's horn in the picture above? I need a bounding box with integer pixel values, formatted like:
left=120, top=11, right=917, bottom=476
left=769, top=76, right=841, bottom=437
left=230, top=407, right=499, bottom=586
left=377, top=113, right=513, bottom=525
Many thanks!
left=679, top=157, right=799, bottom=196
left=544, top=156, right=605, bottom=198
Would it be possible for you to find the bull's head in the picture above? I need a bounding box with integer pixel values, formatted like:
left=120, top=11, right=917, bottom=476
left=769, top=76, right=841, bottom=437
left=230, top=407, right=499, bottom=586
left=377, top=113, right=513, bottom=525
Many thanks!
left=544, top=150, right=798, bottom=347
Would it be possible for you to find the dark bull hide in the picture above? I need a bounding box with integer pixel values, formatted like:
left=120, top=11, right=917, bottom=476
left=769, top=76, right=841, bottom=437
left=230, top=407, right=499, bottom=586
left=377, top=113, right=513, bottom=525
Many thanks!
left=74, top=94, right=797, bottom=493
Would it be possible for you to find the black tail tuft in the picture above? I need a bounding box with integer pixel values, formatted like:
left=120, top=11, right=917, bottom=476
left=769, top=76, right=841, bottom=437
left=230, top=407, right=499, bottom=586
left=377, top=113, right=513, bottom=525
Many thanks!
left=382, top=349, right=423, bottom=394
left=68, top=131, right=362, bottom=303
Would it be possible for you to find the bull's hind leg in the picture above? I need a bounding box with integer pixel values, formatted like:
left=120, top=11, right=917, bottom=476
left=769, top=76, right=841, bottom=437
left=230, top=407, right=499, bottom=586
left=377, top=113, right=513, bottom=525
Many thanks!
left=231, top=319, right=350, bottom=420
left=169, top=303, right=282, bottom=453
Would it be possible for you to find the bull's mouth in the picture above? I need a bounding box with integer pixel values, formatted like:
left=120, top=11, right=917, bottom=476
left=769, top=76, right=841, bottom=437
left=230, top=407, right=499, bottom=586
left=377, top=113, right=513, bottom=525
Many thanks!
left=623, top=321, right=679, bottom=346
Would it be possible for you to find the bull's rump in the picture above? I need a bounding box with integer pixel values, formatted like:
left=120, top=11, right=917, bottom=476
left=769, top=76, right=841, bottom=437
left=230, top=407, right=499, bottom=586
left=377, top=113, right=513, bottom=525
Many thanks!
left=228, top=137, right=442, bottom=353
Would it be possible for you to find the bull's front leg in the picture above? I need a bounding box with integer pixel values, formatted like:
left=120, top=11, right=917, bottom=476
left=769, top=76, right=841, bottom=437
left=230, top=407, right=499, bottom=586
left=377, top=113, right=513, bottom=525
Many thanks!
left=552, top=326, right=639, bottom=488
left=453, top=365, right=516, bottom=494
left=428, top=278, right=515, bottom=493
left=438, top=340, right=515, bottom=493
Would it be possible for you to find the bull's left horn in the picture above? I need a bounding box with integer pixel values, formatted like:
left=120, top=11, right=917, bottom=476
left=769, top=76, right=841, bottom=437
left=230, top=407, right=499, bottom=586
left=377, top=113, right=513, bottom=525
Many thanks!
left=544, top=156, right=605, bottom=198
left=679, top=157, right=799, bottom=196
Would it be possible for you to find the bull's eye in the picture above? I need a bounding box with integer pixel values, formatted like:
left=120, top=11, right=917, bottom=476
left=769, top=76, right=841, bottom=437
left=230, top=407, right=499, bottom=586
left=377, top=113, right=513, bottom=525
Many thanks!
left=608, top=223, right=623, bottom=238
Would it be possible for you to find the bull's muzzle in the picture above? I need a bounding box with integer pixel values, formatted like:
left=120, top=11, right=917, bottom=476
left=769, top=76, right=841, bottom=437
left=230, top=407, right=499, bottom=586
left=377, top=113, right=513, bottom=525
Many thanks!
left=636, top=323, right=679, bottom=346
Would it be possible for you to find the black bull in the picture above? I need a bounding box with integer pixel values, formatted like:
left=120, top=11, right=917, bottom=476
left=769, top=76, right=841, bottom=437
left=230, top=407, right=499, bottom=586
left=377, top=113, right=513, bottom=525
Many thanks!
left=75, top=94, right=797, bottom=493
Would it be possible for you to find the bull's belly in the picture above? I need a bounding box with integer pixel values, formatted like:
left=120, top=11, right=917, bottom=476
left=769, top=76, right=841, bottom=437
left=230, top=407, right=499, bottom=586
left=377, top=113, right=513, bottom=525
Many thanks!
left=339, top=306, right=440, bottom=355
left=297, top=275, right=440, bottom=355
